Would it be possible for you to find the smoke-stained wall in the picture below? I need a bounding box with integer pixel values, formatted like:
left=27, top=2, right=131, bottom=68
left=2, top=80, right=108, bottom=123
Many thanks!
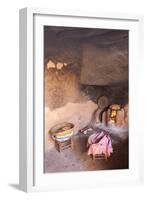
left=44, top=26, right=128, bottom=110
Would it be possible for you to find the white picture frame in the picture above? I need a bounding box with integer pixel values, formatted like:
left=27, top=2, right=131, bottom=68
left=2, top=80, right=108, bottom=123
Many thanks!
left=19, top=7, right=144, bottom=192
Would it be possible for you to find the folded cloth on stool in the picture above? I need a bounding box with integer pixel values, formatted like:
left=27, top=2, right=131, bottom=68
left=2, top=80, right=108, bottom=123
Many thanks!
left=87, top=130, right=113, bottom=159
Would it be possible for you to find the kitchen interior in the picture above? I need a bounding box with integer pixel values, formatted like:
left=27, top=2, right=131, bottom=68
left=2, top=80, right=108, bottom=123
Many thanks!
left=44, top=26, right=129, bottom=173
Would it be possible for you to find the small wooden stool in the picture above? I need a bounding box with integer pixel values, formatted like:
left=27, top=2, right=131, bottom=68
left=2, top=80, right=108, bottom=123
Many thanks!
left=92, top=154, right=107, bottom=160
left=55, top=138, right=74, bottom=152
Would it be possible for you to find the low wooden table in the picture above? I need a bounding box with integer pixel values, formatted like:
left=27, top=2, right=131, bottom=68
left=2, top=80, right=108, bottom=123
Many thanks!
left=55, top=138, right=74, bottom=152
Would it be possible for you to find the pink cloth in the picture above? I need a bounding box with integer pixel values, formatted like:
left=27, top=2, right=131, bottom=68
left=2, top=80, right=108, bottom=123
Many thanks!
left=88, top=132, right=113, bottom=158
left=88, top=132, right=105, bottom=145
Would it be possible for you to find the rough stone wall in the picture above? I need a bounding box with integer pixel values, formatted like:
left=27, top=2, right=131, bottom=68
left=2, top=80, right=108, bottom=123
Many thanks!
left=44, top=27, right=128, bottom=110
left=80, top=41, right=128, bottom=85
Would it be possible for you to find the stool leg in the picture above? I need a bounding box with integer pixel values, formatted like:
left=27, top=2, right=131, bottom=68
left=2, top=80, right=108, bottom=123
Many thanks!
left=105, top=154, right=108, bottom=160
left=58, top=144, right=60, bottom=152
left=55, top=141, right=60, bottom=152
left=93, top=155, right=95, bottom=160
left=71, top=139, right=74, bottom=149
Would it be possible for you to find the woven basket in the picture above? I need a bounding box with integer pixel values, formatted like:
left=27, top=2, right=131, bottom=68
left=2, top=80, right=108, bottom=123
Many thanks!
left=49, top=122, right=74, bottom=140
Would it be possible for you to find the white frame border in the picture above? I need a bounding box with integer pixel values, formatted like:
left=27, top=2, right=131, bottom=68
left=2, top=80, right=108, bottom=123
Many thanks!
left=19, top=7, right=144, bottom=192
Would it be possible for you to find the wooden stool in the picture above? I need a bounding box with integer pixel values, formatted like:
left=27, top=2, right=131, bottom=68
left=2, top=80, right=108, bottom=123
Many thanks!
left=92, top=154, right=107, bottom=160
left=55, top=138, right=74, bottom=152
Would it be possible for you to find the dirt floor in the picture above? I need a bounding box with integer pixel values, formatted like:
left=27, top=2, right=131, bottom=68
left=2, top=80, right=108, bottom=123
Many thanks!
left=45, top=101, right=97, bottom=151
left=44, top=133, right=128, bottom=173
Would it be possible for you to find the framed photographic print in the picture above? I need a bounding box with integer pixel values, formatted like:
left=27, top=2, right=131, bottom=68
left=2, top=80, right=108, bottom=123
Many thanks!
left=19, top=8, right=144, bottom=192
